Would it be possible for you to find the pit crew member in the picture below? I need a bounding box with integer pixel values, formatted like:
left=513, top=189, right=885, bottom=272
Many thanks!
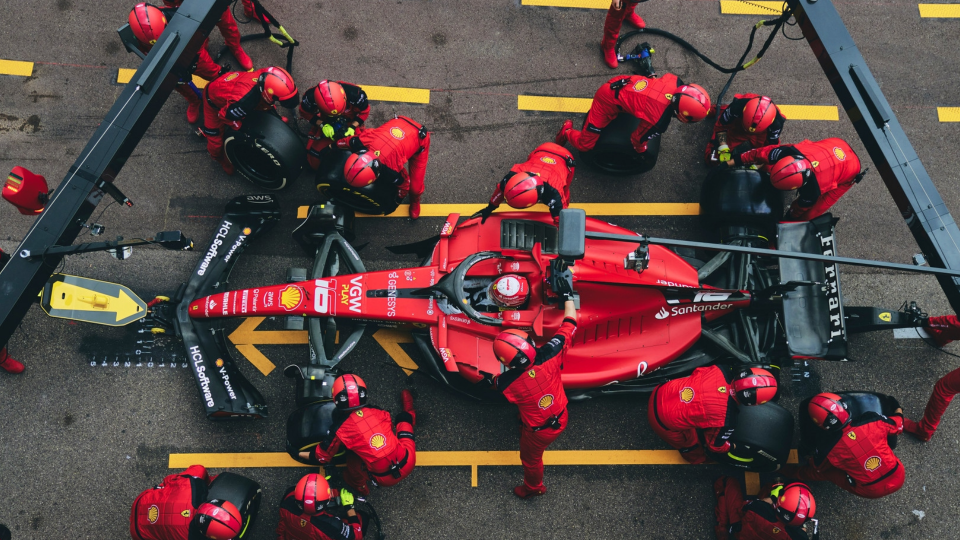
left=476, top=142, right=575, bottom=225
left=200, top=66, right=299, bottom=174
left=896, top=314, right=960, bottom=440
left=299, top=376, right=417, bottom=496
left=130, top=464, right=243, bottom=540
left=161, top=0, right=253, bottom=70
left=648, top=366, right=778, bottom=464
left=299, top=80, right=370, bottom=170
left=704, top=94, right=786, bottom=165
left=781, top=392, right=905, bottom=499
left=555, top=74, right=710, bottom=159
left=713, top=477, right=816, bottom=540
left=338, top=117, right=430, bottom=219
left=601, top=0, right=646, bottom=69
left=276, top=473, right=364, bottom=540
left=725, top=138, right=864, bottom=221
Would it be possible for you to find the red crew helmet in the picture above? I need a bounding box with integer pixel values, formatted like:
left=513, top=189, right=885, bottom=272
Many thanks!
left=129, top=3, right=167, bottom=48
left=774, top=483, right=816, bottom=527
left=488, top=274, right=529, bottom=308
left=503, top=172, right=542, bottom=209
left=493, top=329, right=535, bottom=367
left=731, top=367, right=778, bottom=405
left=343, top=152, right=379, bottom=187
left=259, top=67, right=300, bottom=108
left=313, top=80, right=348, bottom=116
left=673, top=83, right=711, bottom=123
left=332, top=373, right=368, bottom=410
left=742, top=96, right=777, bottom=133
left=3, top=166, right=49, bottom=215
left=769, top=155, right=811, bottom=191
left=808, top=392, right=850, bottom=430
left=196, top=500, right=243, bottom=540
left=294, top=473, right=332, bottom=515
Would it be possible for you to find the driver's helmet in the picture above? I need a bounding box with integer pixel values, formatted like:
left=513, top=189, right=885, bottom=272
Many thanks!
left=487, top=274, right=529, bottom=308
left=332, top=373, right=367, bottom=410
left=807, top=392, right=850, bottom=430
left=259, top=67, right=300, bottom=108
left=294, top=473, right=331, bottom=515
left=742, top=96, right=777, bottom=133
left=769, top=155, right=811, bottom=191
left=493, top=329, right=535, bottom=368
left=313, top=80, right=347, bottom=117
left=731, top=367, right=778, bottom=405
left=196, top=499, right=242, bottom=540
left=503, top=173, right=542, bottom=209
left=343, top=152, right=379, bottom=187
left=129, top=3, right=167, bottom=48
left=774, top=483, right=816, bottom=527
left=673, top=83, right=711, bottom=123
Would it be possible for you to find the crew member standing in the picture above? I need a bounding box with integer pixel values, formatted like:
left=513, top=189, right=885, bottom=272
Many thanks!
left=781, top=392, right=905, bottom=499
left=298, top=80, right=370, bottom=170
left=476, top=142, right=575, bottom=224
left=713, top=477, right=816, bottom=540
left=704, top=94, right=786, bottom=165
left=601, top=0, right=646, bottom=69
left=276, top=473, right=364, bottom=540
left=649, top=366, right=778, bottom=464
left=726, top=138, right=864, bottom=221
left=337, top=117, right=431, bottom=219
left=161, top=0, right=253, bottom=70
left=900, top=314, right=960, bottom=441
left=299, top=377, right=417, bottom=496
left=489, top=298, right=579, bottom=498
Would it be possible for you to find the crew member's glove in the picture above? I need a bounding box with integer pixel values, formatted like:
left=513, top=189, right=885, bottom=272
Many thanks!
left=337, top=136, right=367, bottom=153
left=339, top=488, right=355, bottom=507
left=343, top=127, right=355, bottom=138
left=769, top=483, right=785, bottom=500
left=717, top=144, right=731, bottom=164
left=478, top=204, right=497, bottom=224
left=321, top=123, right=336, bottom=139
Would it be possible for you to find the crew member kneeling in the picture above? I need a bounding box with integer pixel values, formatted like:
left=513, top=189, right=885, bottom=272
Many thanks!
left=649, top=366, right=778, bottom=464
left=299, top=80, right=370, bottom=170
left=476, top=142, right=575, bottom=225
left=714, top=477, right=817, bottom=540
left=704, top=94, right=786, bottom=165
left=300, top=376, right=417, bottom=496
left=276, top=473, right=364, bottom=540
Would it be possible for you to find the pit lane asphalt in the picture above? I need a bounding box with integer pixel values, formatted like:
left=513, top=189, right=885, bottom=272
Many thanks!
left=2, top=0, right=960, bottom=538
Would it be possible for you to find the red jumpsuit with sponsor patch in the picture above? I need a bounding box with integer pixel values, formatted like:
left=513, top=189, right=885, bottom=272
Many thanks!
left=201, top=68, right=273, bottom=165
left=308, top=406, right=416, bottom=495
left=487, top=142, right=575, bottom=222
left=902, top=316, right=960, bottom=440
left=162, top=0, right=251, bottom=70
left=713, top=477, right=807, bottom=540
left=494, top=317, right=578, bottom=492
left=783, top=411, right=904, bottom=499
left=648, top=365, right=738, bottom=464
left=336, top=117, right=430, bottom=203
left=299, top=82, right=371, bottom=170
left=130, top=465, right=210, bottom=540
left=734, top=138, right=862, bottom=220
left=704, top=93, right=786, bottom=164
left=566, top=73, right=681, bottom=154
left=275, top=487, right=363, bottom=540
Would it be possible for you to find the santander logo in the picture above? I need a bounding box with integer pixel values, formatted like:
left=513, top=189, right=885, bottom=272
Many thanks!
left=655, top=307, right=669, bottom=320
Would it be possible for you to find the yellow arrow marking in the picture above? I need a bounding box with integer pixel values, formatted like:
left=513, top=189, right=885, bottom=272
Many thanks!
left=372, top=328, right=419, bottom=375
left=227, top=317, right=308, bottom=376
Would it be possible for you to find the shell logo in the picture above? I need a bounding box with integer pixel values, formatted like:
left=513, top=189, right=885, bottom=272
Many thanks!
left=864, top=455, right=882, bottom=471
left=680, top=387, right=695, bottom=403
left=847, top=432, right=857, bottom=441
left=540, top=156, right=557, bottom=165
left=225, top=73, right=239, bottom=82
left=370, top=433, right=387, bottom=450
left=147, top=505, right=160, bottom=524
left=528, top=370, right=536, bottom=378
left=243, top=227, right=252, bottom=235
left=280, top=285, right=304, bottom=311
left=390, top=127, right=406, bottom=140
left=833, top=147, right=846, bottom=161
left=215, top=358, right=224, bottom=367
left=538, top=394, right=555, bottom=409
left=634, top=80, right=648, bottom=92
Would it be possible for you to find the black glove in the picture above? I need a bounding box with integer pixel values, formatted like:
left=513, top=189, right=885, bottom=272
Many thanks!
left=884, top=395, right=902, bottom=412
left=349, top=136, right=367, bottom=153
left=479, top=204, right=496, bottom=224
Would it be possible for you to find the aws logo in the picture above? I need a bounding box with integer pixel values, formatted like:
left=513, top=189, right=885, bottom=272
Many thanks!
left=538, top=394, right=554, bottom=409
left=390, top=127, right=406, bottom=140
left=864, top=456, right=882, bottom=471
left=833, top=146, right=846, bottom=161
left=680, top=387, right=695, bottom=403
left=370, top=433, right=387, bottom=450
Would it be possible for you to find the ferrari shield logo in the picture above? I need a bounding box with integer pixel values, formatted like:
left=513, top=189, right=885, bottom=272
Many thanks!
left=528, top=370, right=536, bottom=378
left=181, top=510, right=191, bottom=518
left=718, top=386, right=726, bottom=394
left=879, top=312, right=892, bottom=322
left=680, top=387, right=695, bottom=403
left=370, top=433, right=387, bottom=450
left=147, top=505, right=160, bottom=524
left=772, top=527, right=780, bottom=534
left=300, top=519, right=308, bottom=527
left=847, top=432, right=857, bottom=441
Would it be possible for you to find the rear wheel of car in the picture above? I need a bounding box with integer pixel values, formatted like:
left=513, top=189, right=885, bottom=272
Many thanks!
left=713, top=402, right=794, bottom=473
left=224, top=111, right=306, bottom=190
left=206, top=472, right=263, bottom=538
left=577, top=113, right=660, bottom=176
left=700, top=166, right=783, bottom=233
left=315, top=148, right=401, bottom=215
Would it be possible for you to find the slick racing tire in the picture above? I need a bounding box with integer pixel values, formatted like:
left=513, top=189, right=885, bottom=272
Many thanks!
left=577, top=113, right=660, bottom=176
left=224, top=110, right=306, bottom=191
left=713, top=402, right=794, bottom=473
left=315, top=148, right=401, bottom=215
left=700, top=166, right=782, bottom=231
left=206, top=472, right=263, bottom=538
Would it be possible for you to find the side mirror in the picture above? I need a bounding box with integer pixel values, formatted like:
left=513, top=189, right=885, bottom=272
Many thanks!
left=557, top=208, right=585, bottom=262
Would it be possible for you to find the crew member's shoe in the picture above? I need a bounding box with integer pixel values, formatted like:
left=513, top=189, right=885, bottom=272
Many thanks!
left=233, top=47, right=254, bottom=71
left=625, top=11, right=646, bottom=29
left=555, top=120, right=573, bottom=145
left=903, top=418, right=931, bottom=442
left=602, top=44, right=618, bottom=69
left=513, top=485, right=547, bottom=499
left=401, top=389, right=416, bottom=427
left=186, top=100, right=201, bottom=124
left=217, top=156, right=236, bottom=175
left=410, top=197, right=421, bottom=220
left=0, top=348, right=25, bottom=374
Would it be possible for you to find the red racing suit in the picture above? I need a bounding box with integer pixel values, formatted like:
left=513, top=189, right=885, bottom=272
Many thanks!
left=275, top=487, right=362, bottom=540
left=602, top=1, right=643, bottom=52
left=734, top=138, right=862, bottom=220
left=704, top=93, right=786, bottom=164
left=903, top=315, right=960, bottom=440
left=648, top=365, right=738, bottom=464
left=785, top=411, right=904, bottom=499
left=494, top=317, right=577, bottom=491
left=130, top=465, right=210, bottom=540
left=308, top=406, right=416, bottom=494
left=488, top=142, right=575, bottom=221
left=299, top=82, right=371, bottom=169
left=566, top=73, right=681, bottom=153
left=162, top=0, right=243, bottom=55
left=200, top=68, right=272, bottom=162
left=713, top=477, right=808, bottom=540
left=336, top=117, right=430, bottom=201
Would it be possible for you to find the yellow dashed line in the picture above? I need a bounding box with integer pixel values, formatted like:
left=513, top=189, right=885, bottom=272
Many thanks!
left=0, top=59, right=34, bottom=77
left=298, top=203, right=700, bottom=220
left=778, top=105, right=839, bottom=121
left=117, top=68, right=208, bottom=88
left=362, top=85, right=430, bottom=104
left=519, top=95, right=593, bottom=114
left=719, top=0, right=786, bottom=15
left=937, top=107, right=960, bottom=122
left=919, top=3, right=960, bottom=17
left=521, top=0, right=609, bottom=8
